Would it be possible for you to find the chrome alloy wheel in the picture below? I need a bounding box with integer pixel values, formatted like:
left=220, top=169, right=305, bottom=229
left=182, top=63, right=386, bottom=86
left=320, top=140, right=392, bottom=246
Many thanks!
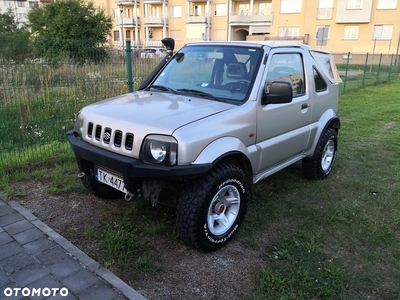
left=321, top=139, right=335, bottom=172
left=207, top=185, right=240, bottom=236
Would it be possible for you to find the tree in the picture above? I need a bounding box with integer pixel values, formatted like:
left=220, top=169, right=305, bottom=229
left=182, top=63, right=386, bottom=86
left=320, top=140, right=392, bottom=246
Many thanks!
left=0, top=10, right=32, bottom=61
left=28, top=0, right=113, bottom=64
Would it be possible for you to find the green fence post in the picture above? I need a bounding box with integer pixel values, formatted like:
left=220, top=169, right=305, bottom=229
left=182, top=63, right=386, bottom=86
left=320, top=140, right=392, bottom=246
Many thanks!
left=376, top=53, right=382, bottom=83
left=342, top=52, right=350, bottom=93
left=126, top=40, right=133, bottom=93
left=362, top=53, right=368, bottom=87
left=388, top=54, right=393, bottom=81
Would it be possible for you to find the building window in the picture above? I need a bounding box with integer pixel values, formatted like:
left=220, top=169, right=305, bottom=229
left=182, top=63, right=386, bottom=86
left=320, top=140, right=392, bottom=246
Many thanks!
left=113, top=31, right=120, bottom=42
left=29, top=2, right=37, bottom=8
left=258, top=3, right=272, bottom=14
left=317, top=0, right=333, bottom=19
left=280, top=0, right=302, bottom=13
left=17, top=1, right=25, bottom=7
left=346, top=0, right=362, bottom=9
left=170, top=6, right=182, bottom=18
left=377, top=0, right=397, bottom=9
left=238, top=4, right=250, bottom=15
left=373, top=25, right=393, bottom=40
left=214, top=4, right=227, bottom=16
left=278, top=27, right=300, bottom=37
left=343, top=26, right=359, bottom=39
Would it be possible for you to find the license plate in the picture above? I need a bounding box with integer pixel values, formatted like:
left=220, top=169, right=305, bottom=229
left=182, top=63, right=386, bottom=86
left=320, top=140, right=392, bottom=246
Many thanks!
left=94, top=166, right=127, bottom=193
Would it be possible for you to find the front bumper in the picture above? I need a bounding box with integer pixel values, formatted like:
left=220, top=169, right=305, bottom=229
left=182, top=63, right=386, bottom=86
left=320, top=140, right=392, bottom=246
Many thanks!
left=66, top=130, right=212, bottom=192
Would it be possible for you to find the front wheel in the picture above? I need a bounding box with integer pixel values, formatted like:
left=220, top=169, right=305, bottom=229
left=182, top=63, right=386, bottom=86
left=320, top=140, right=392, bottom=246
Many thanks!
left=302, top=127, right=338, bottom=180
left=176, top=163, right=250, bottom=252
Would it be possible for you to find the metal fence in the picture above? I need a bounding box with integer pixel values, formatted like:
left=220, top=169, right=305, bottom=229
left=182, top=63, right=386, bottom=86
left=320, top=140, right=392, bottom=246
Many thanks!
left=334, top=52, right=400, bottom=93
left=1, top=41, right=399, bottom=171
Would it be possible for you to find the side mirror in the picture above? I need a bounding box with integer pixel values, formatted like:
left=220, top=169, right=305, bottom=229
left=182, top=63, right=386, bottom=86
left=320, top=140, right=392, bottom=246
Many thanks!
left=262, top=81, right=293, bottom=106
left=162, top=38, right=175, bottom=52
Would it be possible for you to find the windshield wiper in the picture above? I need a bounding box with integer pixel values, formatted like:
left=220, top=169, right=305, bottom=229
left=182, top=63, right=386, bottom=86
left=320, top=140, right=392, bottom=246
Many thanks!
left=177, top=89, right=220, bottom=101
left=150, top=85, right=180, bottom=95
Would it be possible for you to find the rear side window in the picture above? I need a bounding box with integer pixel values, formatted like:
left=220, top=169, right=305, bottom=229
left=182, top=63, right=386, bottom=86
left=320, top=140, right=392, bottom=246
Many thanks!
left=313, top=67, right=327, bottom=92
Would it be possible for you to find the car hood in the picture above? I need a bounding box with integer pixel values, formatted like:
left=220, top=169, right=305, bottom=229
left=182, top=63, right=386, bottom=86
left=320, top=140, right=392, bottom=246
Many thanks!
left=81, top=90, right=235, bottom=135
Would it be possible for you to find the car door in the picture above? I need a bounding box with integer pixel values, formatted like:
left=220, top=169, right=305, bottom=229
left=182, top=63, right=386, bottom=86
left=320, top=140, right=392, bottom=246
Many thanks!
left=256, top=49, right=312, bottom=172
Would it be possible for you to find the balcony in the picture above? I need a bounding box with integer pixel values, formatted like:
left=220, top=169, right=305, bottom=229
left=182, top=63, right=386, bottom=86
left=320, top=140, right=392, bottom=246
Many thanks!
left=317, top=8, right=333, bottom=20
left=143, top=16, right=168, bottom=26
left=115, top=0, right=140, bottom=5
left=116, top=17, right=141, bottom=27
left=143, top=0, right=167, bottom=3
left=229, top=12, right=273, bottom=24
left=186, top=15, right=210, bottom=24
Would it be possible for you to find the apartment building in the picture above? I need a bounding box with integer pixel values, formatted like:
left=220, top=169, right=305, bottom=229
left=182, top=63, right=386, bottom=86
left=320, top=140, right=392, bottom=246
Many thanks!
left=0, top=0, right=43, bottom=26
left=101, top=0, right=399, bottom=55
left=2, top=0, right=399, bottom=55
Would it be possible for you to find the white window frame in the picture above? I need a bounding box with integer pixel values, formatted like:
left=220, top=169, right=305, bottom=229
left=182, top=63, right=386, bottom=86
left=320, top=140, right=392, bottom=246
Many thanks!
left=280, top=0, right=302, bottom=13
left=170, top=6, right=182, bottom=18
left=343, top=26, right=359, bottom=40
left=373, top=25, right=393, bottom=40
left=377, top=0, right=397, bottom=9
left=258, top=3, right=272, bottom=14
left=214, top=4, right=227, bottom=16
left=346, top=0, right=363, bottom=9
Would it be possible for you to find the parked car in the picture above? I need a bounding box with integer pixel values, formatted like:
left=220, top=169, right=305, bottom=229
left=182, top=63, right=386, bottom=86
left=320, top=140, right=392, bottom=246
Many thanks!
left=140, top=47, right=166, bottom=58
left=67, top=38, right=342, bottom=252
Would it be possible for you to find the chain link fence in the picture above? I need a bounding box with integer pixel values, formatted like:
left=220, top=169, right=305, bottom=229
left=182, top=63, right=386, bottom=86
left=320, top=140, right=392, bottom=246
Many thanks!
left=1, top=40, right=399, bottom=171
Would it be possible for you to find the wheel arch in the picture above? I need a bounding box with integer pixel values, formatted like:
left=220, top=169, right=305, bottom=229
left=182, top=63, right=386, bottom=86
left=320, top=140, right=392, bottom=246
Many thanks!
left=192, top=137, right=255, bottom=184
left=308, top=110, right=340, bottom=158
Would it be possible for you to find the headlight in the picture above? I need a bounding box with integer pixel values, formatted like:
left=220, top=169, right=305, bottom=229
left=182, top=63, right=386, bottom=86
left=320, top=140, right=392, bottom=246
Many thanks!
left=141, top=135, right=178, bottom=166
left=74, top=112, right=84, bottom=137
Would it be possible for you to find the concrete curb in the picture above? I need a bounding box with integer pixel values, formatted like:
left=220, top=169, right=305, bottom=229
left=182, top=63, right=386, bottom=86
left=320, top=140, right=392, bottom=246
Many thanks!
left=0, top=193, right=146, bottom=300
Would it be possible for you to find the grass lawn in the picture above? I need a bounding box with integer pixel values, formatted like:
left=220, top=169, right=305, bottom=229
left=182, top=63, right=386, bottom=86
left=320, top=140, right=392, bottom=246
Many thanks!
left=247, top=79, right=400, bottom=299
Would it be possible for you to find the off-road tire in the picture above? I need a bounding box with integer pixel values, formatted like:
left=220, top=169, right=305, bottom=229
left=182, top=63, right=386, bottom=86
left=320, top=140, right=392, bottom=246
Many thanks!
left=302, top=127, right=338, bottom=180
left=176, top=163, right=250, bottom=252
left=80, top=171, right=124, bottom=199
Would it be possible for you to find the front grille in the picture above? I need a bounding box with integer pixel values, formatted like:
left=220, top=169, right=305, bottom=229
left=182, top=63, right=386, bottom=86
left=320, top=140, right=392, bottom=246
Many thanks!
left=87, top=123, right=93, bottom=138
left=114, top=130, right=122, bottom=147
left=125, top=134, right=134, bottom=150
left=86, top=122, right=134, bottom=152
left=95, top=125, right=102, bottom=141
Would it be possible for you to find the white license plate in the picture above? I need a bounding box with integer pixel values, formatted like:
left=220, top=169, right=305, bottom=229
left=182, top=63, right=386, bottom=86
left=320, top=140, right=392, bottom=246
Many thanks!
left=94, top=166, right=127, bottom=193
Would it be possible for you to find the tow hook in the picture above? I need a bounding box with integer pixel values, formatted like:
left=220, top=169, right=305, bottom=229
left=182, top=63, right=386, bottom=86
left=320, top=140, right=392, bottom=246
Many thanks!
left=124, top=192, right=134, bottom=201
left=78, top=172, right=85, bottom=178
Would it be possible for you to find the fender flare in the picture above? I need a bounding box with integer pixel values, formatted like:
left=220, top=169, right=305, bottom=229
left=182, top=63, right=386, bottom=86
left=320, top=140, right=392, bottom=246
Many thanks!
left=192, top=137, right=257, bottom=172
left=308, top=109, right=341, bottom=158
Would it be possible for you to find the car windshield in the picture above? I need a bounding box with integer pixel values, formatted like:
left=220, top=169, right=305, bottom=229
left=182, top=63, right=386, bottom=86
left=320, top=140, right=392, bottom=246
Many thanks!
left=151, top=44, right=263, bottom=104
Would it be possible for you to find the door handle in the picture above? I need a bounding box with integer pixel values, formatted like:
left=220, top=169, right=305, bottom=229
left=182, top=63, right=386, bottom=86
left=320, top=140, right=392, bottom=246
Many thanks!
left=301, top=103, right=310, bottom=109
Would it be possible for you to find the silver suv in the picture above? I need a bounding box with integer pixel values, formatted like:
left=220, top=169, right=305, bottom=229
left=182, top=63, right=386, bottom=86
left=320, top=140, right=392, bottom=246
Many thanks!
left=67, top=38, right=341, bottom=252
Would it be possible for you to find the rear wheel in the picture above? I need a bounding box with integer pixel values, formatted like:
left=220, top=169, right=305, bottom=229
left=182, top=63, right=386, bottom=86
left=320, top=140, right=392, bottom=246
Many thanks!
left=176, top=163, right=250, bottom=252
left=302, top=127, right=338, bottom=180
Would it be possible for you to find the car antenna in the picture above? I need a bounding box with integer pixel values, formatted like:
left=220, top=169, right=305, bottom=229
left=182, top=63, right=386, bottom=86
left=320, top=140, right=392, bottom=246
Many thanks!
left=271, top=20, right=288, bottom=48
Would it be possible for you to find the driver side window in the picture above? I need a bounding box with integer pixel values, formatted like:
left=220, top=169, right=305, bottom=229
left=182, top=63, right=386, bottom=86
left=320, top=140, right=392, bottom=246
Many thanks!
left=266, top=53, right=305, bottom=97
